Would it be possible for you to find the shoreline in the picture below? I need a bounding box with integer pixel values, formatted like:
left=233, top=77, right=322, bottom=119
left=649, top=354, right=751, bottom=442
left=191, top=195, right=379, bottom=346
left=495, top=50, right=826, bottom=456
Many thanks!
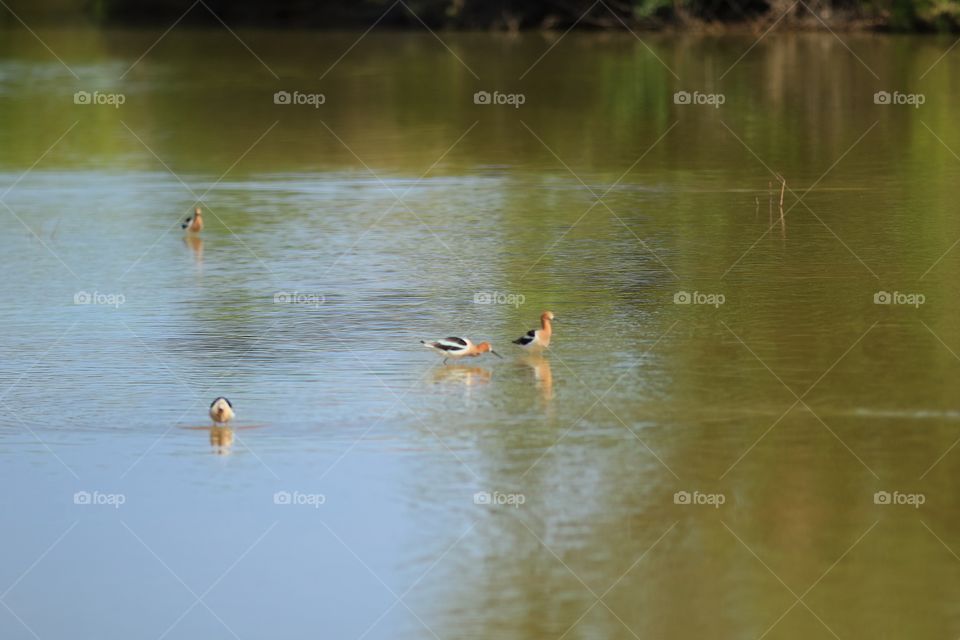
left=0, top=6, right=957, bottom=34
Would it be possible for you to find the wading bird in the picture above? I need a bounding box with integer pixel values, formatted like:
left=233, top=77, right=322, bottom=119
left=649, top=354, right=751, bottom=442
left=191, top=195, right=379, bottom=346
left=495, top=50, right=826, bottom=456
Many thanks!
left=182, top=206, right=204, bottom=233
left=421, top=337, right=502, bottom=364
left=513, top=311, right=555, bottom=350
left=209, top=397, right=234, bottom=425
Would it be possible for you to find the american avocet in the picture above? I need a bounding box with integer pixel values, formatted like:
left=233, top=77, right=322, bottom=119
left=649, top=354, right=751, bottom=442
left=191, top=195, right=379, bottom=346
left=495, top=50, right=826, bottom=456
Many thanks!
left=182, top=206, right=204, bottom=233
left=421, top=337, right=502, bottom=364
left=513, top=311, right=555, bottom=350
left=209, top=397, right=234, bottom=424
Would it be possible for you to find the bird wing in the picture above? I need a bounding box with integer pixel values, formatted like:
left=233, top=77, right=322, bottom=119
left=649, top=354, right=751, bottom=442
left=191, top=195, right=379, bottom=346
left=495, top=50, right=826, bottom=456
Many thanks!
left=512, top=330, right=536, bottom=345
left=435, top=337, right=469, bottom=351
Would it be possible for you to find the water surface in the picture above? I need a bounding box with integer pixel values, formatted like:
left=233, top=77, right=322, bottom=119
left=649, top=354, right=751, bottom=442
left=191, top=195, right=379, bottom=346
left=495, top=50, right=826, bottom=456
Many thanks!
left=1, top=28, right=960, bottom=639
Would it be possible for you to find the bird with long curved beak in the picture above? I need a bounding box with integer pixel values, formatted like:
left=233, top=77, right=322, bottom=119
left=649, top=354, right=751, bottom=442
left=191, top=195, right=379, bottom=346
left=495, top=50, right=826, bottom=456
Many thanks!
left=513, top=311, right=555, bottom=350
left=420, top=337, right=502, bottom=365
left=182, top=206, right=204, bottom=233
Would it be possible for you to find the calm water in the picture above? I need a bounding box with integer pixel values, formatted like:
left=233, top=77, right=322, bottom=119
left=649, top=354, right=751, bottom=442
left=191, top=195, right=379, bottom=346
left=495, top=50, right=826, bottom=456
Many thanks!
left=2, top=27, right=960, bottom=639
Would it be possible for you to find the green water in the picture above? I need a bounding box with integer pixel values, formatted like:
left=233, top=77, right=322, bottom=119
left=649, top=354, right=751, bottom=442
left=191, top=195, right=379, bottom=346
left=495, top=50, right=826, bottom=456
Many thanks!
left=1, top=27, right=960, bottom=639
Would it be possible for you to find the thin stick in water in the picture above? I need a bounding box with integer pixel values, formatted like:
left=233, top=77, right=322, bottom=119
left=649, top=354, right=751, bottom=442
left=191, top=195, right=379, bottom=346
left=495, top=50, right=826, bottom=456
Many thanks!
left=768, top=181, right=773, bottom=227
left=778, top=175, right=786, bottom=234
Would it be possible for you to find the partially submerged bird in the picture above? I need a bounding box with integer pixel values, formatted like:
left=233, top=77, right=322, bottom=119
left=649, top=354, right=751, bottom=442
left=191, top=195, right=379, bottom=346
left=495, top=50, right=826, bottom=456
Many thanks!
left=513, top=311, right=555, bottom=350
left=182, top=206, right=204, bottom=233
left=421, top=337, right=502, bottom=364
left=209, top=397, right=234, bottom=424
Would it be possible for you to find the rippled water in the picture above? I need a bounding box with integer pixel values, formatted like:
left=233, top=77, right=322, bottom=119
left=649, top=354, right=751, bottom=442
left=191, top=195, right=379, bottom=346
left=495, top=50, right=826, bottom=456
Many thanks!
left=2, top=27, right=960, bottom=639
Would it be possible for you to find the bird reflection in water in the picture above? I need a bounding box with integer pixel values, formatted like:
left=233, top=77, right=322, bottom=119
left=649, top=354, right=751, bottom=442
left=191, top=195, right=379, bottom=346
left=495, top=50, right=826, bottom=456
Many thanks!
left=209, top=425, right=233, bottom=455
left=520, top=354, right=553, bottom=405
left=183, top=235, right=203, bottom=268
left=181, top=424, right=265, bottom=456
left=430, top=365, right=492, bottom=387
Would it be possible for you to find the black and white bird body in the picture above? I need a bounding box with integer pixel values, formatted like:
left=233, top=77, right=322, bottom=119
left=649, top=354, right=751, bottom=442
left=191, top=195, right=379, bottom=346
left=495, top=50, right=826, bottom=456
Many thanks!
left=513, top=311, right=555, bottom=350
left=421, top=337, right=501, bottom=364
left=209, top=397, right=234, bottom=424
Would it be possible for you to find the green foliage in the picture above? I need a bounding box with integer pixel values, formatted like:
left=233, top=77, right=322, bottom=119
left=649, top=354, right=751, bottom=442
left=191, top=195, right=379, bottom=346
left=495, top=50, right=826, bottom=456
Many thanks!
left=916, top=0, right=960, bottom=31
left=632, top=0, right=676, bottom=20
left=852, top=0, right=960, bottom=31
left=1, top=0, right=959, bottom=30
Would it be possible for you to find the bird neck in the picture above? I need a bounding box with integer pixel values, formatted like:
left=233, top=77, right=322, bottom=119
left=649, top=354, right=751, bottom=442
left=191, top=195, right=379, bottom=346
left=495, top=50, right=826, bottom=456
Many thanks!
left=540, top=317, right=552, bottom=335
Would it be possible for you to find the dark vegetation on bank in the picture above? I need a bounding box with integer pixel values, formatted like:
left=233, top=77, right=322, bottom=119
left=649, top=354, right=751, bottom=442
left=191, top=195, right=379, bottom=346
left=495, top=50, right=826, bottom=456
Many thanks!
left=2, top=0, right=959, bottom=32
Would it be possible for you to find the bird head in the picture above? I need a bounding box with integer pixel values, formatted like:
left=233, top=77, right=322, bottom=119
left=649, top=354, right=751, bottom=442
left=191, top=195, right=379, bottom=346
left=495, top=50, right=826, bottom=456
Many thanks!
left=476, top=342, right=502, bottom=358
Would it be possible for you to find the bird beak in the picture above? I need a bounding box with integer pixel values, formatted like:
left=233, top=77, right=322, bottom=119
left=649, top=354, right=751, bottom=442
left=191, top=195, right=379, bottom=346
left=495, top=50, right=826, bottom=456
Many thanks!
left=491, top=350, right=503, bottom=359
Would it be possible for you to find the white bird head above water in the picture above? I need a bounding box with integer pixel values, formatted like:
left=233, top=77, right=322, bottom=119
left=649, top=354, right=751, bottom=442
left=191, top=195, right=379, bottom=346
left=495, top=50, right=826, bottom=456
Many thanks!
left=209, top=397, right=234, bottom=424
